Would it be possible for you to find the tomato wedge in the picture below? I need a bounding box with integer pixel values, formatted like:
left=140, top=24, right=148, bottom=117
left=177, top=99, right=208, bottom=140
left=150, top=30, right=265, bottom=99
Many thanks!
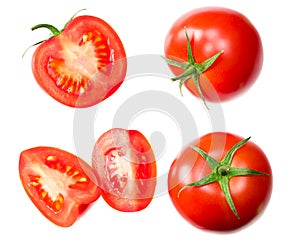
left=19, top=147, right=101, bottom=227
left=31, top=14, right=127, bottom=107
left=92, top=129, right=157, bottom=212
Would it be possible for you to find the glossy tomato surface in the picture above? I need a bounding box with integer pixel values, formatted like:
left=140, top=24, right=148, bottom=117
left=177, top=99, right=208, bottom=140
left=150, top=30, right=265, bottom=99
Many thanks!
left=19, top=147, right=101, bottom=227
left=32, top=15, right=127, bottom=107
left=168, top=132, right=272, bottom=232
left=92, top=128, right=157, bottom=212
left=164, top=7, right=263, bottom=102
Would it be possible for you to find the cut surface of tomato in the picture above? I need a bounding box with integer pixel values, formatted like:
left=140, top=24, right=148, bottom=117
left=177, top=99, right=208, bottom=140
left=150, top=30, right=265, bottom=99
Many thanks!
left=31, top=15, right=127, bottom=107
left=19, top=147, right=101, bottom=227
left=92, top=128, right=157, bottom=212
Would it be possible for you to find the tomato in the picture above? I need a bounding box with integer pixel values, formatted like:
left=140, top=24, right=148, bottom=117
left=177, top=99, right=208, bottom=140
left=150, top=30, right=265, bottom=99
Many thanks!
left=164, top=7, right=263, bottom=104
left=92, top=128, right=157, bottom=212
left=168, top=132, right=272, bottom=232
left=30, top=13, right=127, bottom=107
left=19, top=147, right=101, bottom=227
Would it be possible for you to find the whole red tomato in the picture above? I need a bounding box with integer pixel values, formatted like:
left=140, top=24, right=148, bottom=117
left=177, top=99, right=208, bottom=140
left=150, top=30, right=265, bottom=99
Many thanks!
left=30, top=12, right=127, bottom=107
left=92, top=128, right=157, bottom=212
left=168, top=132, right=272, bottom=232
left=19, top=147, right=101, bottom=227
left=164, top=7, right=263, bottom=104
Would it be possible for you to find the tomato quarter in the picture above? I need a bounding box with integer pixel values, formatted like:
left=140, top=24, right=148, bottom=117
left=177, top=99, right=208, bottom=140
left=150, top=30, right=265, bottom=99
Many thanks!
left=164, top=7, right=263, bottom=105
left=19, top=147, right=101, bottom=227
left=92, top=128, right=157, bottom=212
left=30, top=13, right=127, bottom=107
left=168, top=132, right=272, bottom=232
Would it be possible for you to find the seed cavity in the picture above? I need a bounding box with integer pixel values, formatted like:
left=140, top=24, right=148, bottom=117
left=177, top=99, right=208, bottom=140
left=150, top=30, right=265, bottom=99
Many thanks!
left=27, top=155, right=90, bottom=213
left=47, top=31, right=113, bottom=96
left=104, top=148, right=133, bottom=195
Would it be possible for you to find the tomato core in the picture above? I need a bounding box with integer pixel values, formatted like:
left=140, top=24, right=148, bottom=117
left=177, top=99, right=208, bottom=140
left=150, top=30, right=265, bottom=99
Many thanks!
left=104, top=148, right=134, bottom=196
left=47, top=31, right=113, bottom=95
left=28, top=154, right=90, bottom=214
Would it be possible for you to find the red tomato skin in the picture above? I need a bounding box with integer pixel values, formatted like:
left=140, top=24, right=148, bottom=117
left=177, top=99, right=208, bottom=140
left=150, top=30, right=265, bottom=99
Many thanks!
left=19, top=147, right=101, bottom=227
left=168, top=132, right=272, bottom=232
left=165, top=7, right=263, bottom=102
left=92, top=129, right=157, bottom=212
left=32, top=15, right=127, bottom=108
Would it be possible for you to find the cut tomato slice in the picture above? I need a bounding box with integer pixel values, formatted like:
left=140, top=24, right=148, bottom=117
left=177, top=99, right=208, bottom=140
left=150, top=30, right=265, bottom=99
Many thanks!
left=31, top=15, right=127, bottom=107
left=92, top=129, right=157, bottom=212
left=19, top=147, right=101, bottom=227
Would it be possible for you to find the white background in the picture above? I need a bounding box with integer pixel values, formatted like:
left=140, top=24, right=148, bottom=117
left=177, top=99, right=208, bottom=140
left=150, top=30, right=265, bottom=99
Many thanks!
left=1, top=0, right=299, bottom=251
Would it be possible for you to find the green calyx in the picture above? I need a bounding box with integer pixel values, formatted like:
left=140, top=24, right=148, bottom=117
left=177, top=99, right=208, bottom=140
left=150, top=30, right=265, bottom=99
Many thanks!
left=22, top=9, right=86, bottom=58
left=178, top=137, right=269, bottom=219
left=163, top=27, right=224, bottom=109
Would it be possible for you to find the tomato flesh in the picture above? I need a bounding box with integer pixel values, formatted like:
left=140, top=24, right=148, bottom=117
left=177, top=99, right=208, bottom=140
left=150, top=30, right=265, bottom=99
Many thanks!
left=92, top=129, right=157, bottom=212
left=19, top=147, right=101, bottom=227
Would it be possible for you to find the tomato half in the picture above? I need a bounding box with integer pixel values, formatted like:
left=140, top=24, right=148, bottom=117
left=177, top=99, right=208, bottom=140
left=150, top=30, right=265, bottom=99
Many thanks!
left=19, top=147, right=101, bottom=227
left=168, top=132, right=272, bottom=232
left=92, top=128, right=157, bottom=212
left=31, top=14, right=127, bottom=107
left=164, top=7, right=263, bottom=103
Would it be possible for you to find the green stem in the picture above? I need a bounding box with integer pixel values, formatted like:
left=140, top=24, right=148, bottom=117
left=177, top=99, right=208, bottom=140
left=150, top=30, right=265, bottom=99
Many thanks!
left=31, top=24, right=61, bottom=36
left=63, top=8, right=86, bottom=30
